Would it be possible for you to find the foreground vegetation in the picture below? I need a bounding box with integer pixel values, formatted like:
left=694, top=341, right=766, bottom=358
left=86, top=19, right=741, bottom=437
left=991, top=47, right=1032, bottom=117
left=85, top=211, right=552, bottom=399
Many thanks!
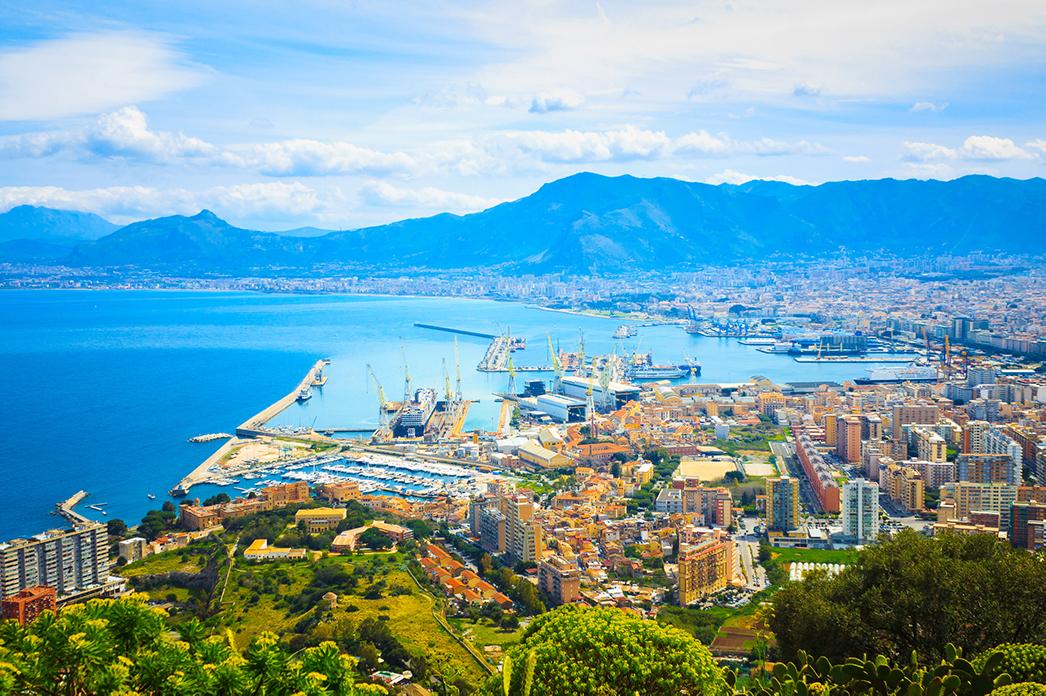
left=0, top=595, right=384, bottom=695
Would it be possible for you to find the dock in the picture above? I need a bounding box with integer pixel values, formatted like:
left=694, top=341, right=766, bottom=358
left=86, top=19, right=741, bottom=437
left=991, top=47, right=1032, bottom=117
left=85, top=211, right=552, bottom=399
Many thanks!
left=172, top=436, right=241, bottom=495
left=236, top=359, right=328, bottom=436
left=55, top=490, right=90, bottom=525
left=412, top=322, right=497, bottom=339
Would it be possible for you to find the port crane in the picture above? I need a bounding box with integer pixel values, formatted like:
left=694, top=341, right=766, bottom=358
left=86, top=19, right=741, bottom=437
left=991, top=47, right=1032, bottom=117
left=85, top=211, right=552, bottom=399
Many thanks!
left=577, top=330, right=586, bottom=378
left=400, top=344, right=412, bottom=403
left=366, top=364, right=389, bottom=427
left=442, top=358, right=454, bottom=403
left=548, top=334, right=564, bottom=391
left=507, top=353, right=517, bottom=394
left=454, top=337, right=463, bottom=403
left=598, top=362, right=613, bottom=410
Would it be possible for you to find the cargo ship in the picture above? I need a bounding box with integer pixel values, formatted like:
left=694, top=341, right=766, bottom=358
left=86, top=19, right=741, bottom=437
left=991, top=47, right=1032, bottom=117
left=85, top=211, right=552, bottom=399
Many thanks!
left=853, top=365, right=938, bottom=384
left=676, top=357, right=702, bottom=376
left=392, top=387, right=438, bottom=438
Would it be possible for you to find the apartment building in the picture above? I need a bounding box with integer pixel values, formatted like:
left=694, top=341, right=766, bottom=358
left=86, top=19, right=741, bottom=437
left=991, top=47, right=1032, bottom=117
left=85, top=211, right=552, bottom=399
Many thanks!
left=676, top=527, right=734, bottom=606
left=0, top=523, right=110, bottom=600
left=842, top=480, right=880, bottom=543
left=766, top=476, right=800, bottom=532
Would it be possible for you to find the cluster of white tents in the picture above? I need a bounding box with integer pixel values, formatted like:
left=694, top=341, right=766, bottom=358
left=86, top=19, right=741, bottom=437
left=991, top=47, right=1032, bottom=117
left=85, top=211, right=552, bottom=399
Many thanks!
left=788, top=562, right=848, bottom=582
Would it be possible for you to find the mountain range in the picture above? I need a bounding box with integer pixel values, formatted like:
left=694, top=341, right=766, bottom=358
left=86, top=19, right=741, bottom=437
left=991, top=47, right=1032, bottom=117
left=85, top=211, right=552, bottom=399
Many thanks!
left=2, top=173, right=1044, bottom=273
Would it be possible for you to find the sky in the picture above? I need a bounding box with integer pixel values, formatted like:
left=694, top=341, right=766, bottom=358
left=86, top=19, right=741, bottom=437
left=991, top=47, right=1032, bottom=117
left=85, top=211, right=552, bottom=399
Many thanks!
left=0, top=0, right=1044, bottom=229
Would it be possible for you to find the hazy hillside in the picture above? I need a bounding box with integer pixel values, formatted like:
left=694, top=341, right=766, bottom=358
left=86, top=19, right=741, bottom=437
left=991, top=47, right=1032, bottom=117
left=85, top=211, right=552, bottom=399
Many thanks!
left=11, top=174, right=1046, bottom=273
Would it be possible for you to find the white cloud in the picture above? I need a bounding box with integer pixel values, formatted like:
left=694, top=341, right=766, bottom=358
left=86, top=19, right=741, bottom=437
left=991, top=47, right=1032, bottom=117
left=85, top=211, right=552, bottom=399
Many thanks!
left=0, top=107, right=415, bottom=176
left=792, top=83, right=822, bottom=97
left=222, top=139, right=416, bottom=176
left=0, top=32, right=204, bottom=121
left=960, top=135, right=1033, bottom=161
left=898, top=162, right=957, bottom=180
left=85, top=106, right=215, bottom=160
left=902, top=141, right=958, bottom=162
left=706, top=169, right=812, bottom=186
left=911, top=101, right=948, bottom=112
left=0, top=182, right=322, bottom=225
left=1026, top=139, right=1046, bottom=154
left=496, top=126, right=672, bottom=163
left=674, top=130, right=731, bottom=156
left=359, top=181, right=498, bottom=213
left=0, top=105, right=214, bottom=162
left=528, top=90, right=584, bottom=113
left=843, top=155, right=871, bottom=163
left=486, top=126, right=826, bottom=166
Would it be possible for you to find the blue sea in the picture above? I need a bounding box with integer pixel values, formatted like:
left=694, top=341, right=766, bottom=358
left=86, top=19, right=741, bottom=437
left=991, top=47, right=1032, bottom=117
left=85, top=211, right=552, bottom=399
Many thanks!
left=0, top=290, right=904, bottom=539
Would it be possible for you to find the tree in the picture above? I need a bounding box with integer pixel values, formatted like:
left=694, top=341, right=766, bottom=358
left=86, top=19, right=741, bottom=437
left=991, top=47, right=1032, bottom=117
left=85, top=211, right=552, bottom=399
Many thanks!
left=0, top=595, right=384, bottom=695
left=358, top=527, right=393, bottom=551
left=203, top=493, right=231, bottom=506
left=486, top=606, right=729, bottom=695
left=106, top=519, right=127, bottom=538
left=769, top=530, right=1046, bottom=662
left=724, top=470, right=745, bottom=484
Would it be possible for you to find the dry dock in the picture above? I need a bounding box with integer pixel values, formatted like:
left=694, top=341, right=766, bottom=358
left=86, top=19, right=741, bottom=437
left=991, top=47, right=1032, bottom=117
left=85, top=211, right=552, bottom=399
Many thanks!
left=236, top=359, right=327, bottom=436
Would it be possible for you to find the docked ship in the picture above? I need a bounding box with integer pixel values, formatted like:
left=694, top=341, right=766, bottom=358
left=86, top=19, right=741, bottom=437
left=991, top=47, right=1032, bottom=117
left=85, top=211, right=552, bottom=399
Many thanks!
left=853, top=365, right=938, bottom=385
left=676, top=357, right=702, bottom=376
left=626, top=364, right=687, bottom=380
left=392, top=387, right=438, bottom=438
left=613, top=325, right=637, bottom=339
left=297, top=388, right=312, bottom=402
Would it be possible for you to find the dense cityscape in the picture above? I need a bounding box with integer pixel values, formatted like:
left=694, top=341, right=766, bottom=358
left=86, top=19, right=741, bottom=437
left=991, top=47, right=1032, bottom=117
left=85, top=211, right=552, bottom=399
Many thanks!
left=3, top=252, right=1045, bottom=693
left=3, top=0, right=1046, bottom=694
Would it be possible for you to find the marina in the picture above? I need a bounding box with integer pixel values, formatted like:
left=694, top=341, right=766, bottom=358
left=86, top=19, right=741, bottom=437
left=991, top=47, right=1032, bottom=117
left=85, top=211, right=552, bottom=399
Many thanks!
left=1, top=290, right=937, bottom=538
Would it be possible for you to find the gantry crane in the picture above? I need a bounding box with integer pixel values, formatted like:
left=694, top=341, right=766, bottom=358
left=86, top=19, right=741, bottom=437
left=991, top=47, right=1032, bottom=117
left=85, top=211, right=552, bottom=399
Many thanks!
left=548, top=334, right=563, bottom=392
left=400, top=344, right=412, bottom=403
left=366, top=364, right=389, bottom=427
left=507, top=352, right=517, bottom=395
left=454, top=337, right=463, bottom=403
left=442, top=358, right=454, bottom=403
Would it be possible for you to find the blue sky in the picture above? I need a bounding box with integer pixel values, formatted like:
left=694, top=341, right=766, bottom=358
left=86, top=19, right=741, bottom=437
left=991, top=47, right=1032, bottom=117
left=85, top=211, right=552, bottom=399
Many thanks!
left=0, top=0, right=1044, bottom=228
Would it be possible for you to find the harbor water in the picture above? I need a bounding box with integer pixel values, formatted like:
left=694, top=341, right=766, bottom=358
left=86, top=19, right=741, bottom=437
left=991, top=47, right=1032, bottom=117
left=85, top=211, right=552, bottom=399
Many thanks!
left=1, top=290, right=912, bottom=538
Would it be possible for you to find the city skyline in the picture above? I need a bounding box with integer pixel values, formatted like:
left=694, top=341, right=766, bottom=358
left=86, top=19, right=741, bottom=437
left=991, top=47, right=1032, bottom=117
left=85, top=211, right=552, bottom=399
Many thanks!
left=1, top=1, right=1045, bottom=228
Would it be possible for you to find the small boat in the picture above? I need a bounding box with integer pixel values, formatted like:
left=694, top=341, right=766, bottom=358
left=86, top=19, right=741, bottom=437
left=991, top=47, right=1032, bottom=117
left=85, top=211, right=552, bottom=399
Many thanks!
left=147, top=493, right=156, bottom=500
left=297, top=388, right=312, bottom=402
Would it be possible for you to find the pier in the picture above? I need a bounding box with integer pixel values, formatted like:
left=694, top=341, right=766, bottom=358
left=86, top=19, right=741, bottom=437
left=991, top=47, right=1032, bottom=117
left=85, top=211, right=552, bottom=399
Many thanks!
left=55, top=490, right=90, bottom=524
left=173, top=437, right=241, bottom=495
left=236, top=359, right=328, bottom=436
left=414, top=323, right=497, bottom=339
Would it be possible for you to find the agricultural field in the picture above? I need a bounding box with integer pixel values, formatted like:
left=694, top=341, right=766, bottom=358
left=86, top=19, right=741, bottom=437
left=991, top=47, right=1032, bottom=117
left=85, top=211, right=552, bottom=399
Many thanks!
left=675, top=455, right=738, bottom=481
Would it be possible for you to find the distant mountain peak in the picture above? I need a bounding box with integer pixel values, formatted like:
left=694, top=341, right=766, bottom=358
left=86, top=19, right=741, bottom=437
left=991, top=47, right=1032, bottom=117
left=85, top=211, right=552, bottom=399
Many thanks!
left=4, top=174, right=1045, bottom=272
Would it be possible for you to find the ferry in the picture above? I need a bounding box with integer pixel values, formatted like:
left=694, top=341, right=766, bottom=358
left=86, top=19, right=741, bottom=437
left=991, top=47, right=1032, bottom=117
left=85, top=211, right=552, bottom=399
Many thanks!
left=853, top=365, right=939, bottom=385
left=626, top=364, right=687, bottom=380
left=297, top=388, right=312, bottom=402
left=613, top=325, right=637, bottom=339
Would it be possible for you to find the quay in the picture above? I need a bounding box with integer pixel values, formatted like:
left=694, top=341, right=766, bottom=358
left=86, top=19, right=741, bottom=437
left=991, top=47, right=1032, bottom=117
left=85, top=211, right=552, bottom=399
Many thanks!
left=55, top=490, right=90, bottom=524
left=172, top=437, right=241, bottom=495
left=236, top=359, right=328, bottom=436
left=414, top=323, right=496, bottom=339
